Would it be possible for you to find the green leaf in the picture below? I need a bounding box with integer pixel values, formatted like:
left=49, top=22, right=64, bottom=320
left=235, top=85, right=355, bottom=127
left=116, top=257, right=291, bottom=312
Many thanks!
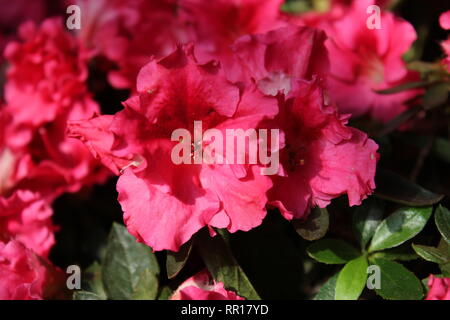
left=81, top=262, right=106, bottom=299
left=435, top=205, right=450, bottom=245
left=423, top=82, right=449, bottom=110
left=307, top=239, right=360, bottom=264
left=280, top=1, right=311, bottom=14
left=371, top=258, right=423, bottom=300
left=313, top=272, right=339, bottom=300
left=166, top=240, right=192, bottom=279
left=440, top=262, right=450, bottom=277
left=412, top=244, right=449, bottom=264
left=293, top=207, right=329, bottom=241
left=353, top=198, right=385, bottom=249
left=368, top=207, right=432, bottom=252
left=73, top=291, right=103, bottom=300
left=102, top=223, right=159, bottom=300
left=375, top=169, right=443, bottom=206
left=196, top=229, right=260, bottom=300
left=370, top=245, right=418, bottom=261
left=376, top=81, right=429, bottom=94
left=408, top=61, right=442, bottom=74
left=438, top=238, right=450, bottom=256
left=157, top=286, right=173, bottom=300
left=335, top=256, right=368, bottom=300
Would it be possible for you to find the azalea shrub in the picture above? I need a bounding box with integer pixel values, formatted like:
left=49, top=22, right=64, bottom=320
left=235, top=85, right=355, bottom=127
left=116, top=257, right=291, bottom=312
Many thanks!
left=1, top=0, right=450, bottom=301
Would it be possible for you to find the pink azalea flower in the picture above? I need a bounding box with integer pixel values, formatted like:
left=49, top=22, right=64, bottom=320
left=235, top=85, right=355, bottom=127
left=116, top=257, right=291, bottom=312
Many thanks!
left=0, top=0, right=48, bottom=63
left=69, top=0, right=189, bottom=89
left=171, top=270, right=244, bottom=300
left=2, top=18, right=109, bottom=195
left=227, top=25, right=329, bottom=94
left=180, top=0, right=285, bottom=65
left=0, top=239, right=64, bottom=300
left=269, top=78, right=379, bottom=220
left=0, top=190, right=55, bottom=257
left=440, top=10, right=450, bottom=30
left=288, top=0, right=422, bottom=122
left=223, top=25, right=378, bottom=219
left=68, top=45, right=279, bottom=251
left=1, top=18, right=110, bottom=257
left=439, top=10, right=450, bottom=72
left=1, top=109, right=55, bottom=257
left=426, top=275, right=450, bottom=300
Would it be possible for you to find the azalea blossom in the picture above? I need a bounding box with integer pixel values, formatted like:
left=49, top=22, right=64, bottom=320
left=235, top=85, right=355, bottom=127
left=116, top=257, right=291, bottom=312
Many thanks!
left=0, top=18, right=109, bottom=257
left=2, top=18, right=109, bottom=195
left=426, top=275, right=450, bottom=300
left=269, top=78, right=378, bottom=220
left=439, top=10, right=450, bottom=72
left=224, top=25, right=378, bottom=219
left=0, top=0, right=48, bottom=64
left=69, top=45, right=279, bottom=251
left=286, top=0, right=422, bottom=122
left=171, top=270, right=244, bottom=300
left=181, top=0, right=285, bottom=65
left=68, top=0, right=189, bottom=89
left=0, top=239, right=64, bottom=300
left=227, top=25, right=328, bottom=94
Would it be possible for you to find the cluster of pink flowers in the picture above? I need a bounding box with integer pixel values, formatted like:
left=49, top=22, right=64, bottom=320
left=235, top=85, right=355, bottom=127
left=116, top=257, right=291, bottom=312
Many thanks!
left=1, top=15, right=107, bottom=299
left=68, top=0, right=380, bottom=253
left=1, top=0, right=447, bottom=300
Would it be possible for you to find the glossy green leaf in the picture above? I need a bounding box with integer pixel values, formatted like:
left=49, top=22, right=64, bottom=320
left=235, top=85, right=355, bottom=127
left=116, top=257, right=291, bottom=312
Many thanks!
left=353, top=198, right=385, bottom=248
left=371, top=258, right=423, bottom=300
left=435, top=205, right=450, bottom=245
left=335, top=256, right=368, bottom=300
left=313, top=272, right=339, bottom=300
left=370, top=244, right=418, bottom=261
left=196, top=229, right=260, bottom=300
left=412, top=244, right=449, bottom=264
left=102, top=223, right=159, bottom=300
left=293, top=207, right=329, bottom=241
left=440, top=263, right=450, bottom=277
left=368, top=207, right=432, bottom=252
left=438, top=238, right=450, bottom=256
left=157, top=286, right=173, bottom=300
left=374, top=169, right=443, bottom=206
left=81, top=262, right=106, bottom=299
left=73, top=291, right=103, bottom=300
left=166, top=240, right=192, bottom=279
left=307, top=239, right=360, bottom=264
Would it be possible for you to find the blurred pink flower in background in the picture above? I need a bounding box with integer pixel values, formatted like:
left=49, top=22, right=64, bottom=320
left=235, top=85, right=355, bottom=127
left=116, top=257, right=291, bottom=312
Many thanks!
left=69, top=0, right=190, bottom=89
left=180, top=0, right=286, bottom=66
left=2, top=18, right=109, bottom=196
left=439, top=10, right=450, bottom=72
left=0, top=239, right=64, bottom=300
left=285, top=0, right=421, bottom=122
